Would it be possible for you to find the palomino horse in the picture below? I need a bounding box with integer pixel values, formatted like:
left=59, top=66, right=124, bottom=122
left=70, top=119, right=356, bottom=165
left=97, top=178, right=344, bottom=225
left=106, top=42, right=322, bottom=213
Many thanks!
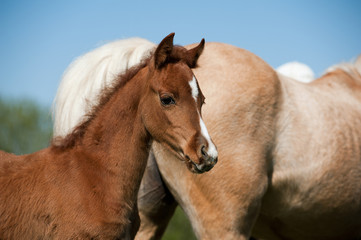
left=53, top=37, right=361, bottom=240
left=0, top=33, right=218, bottom=239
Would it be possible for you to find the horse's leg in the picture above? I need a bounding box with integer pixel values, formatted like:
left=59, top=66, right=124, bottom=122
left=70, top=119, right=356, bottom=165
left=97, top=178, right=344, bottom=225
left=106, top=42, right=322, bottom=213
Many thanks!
left=128, top=204, right=140, bottom=240
left=135, top=151, right=178, bottom=240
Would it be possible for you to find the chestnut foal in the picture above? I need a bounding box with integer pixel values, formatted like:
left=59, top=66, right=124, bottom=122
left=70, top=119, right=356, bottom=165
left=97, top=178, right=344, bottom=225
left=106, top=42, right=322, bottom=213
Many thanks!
left=0, top=33, right=217, bottom=239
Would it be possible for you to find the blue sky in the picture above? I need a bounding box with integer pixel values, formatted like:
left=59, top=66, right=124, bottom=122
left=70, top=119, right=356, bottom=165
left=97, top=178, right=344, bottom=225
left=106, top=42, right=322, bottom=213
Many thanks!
left=1, top=0, right=360, bottom=106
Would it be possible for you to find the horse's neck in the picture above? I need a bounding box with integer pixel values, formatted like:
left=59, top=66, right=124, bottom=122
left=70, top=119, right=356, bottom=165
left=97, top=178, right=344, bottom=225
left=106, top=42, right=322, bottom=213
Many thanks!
left=78, top=68, right=151, bottom=209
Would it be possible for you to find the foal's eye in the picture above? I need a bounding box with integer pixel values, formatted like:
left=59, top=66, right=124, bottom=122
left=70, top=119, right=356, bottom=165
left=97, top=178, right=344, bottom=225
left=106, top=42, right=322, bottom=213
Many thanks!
left=160, top=96, right=176, bottom=106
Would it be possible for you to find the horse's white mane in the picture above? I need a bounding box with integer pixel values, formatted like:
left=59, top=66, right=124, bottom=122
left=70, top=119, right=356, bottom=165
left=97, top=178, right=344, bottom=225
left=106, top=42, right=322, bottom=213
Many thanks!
left=53, top=38, right=156, bottom=137
left=276, top=61, right=315, bottom=83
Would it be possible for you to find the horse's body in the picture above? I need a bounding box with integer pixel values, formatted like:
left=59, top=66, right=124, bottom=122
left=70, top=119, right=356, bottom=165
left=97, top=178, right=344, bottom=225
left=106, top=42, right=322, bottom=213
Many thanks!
left=0, top=34, right=217, bottom=239
left=53, top=38, right=361, bottom=239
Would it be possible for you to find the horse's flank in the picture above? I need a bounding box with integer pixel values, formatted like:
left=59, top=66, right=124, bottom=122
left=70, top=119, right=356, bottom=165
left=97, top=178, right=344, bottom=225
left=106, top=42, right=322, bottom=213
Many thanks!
left=251, top=65, right=361, bottom=239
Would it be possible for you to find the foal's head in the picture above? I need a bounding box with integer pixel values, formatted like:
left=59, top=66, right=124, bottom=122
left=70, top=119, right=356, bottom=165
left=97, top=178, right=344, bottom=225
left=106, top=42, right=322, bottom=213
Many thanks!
left=141, top=33, right=218, bottom=173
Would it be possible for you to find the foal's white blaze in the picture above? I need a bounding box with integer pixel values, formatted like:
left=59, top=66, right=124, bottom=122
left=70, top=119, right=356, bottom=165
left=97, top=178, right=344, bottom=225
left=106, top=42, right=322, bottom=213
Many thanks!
left=189, top=76, right=218, bottom=159
left=189, top=76, right=199, bottom=102
left=199, top=117, right=218, bottom=159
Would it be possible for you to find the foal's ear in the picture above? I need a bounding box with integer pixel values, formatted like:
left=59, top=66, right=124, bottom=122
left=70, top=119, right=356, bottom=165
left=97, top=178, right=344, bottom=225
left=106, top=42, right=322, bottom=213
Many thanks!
left=154, top=33, right=175, bottom=69
left=187, top=38, right=205, bottom=68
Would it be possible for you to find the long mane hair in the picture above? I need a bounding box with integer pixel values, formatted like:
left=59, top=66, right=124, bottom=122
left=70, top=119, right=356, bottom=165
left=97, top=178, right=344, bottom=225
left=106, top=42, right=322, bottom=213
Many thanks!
left=52, top=55, right=152, bottom=150
left=52, top=38, right=156, bottom=137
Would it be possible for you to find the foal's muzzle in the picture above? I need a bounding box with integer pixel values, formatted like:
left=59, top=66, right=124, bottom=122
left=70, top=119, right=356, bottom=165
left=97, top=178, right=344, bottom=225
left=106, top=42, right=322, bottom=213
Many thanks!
left=186, top=145, right=218, bottom=174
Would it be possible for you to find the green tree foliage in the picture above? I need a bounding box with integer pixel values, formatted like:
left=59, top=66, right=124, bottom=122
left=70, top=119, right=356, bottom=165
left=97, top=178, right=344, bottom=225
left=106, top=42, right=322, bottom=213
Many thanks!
left=163, top=207, right=197, bottom=240
left=0, top=97, right=196, bottom=239
left=0, top=97, right=52, bottom=154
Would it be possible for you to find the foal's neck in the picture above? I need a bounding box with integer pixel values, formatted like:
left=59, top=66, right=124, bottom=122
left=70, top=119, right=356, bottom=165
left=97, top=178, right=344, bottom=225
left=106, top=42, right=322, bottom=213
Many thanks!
left=79, top=67, right=151, bottom=208
left=83, top=67, right=150, bottom=157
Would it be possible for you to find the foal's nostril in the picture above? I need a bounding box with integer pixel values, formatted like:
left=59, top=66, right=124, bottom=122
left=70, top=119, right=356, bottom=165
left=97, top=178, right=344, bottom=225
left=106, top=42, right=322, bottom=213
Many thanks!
left=201, top=145, right=208, bottom=158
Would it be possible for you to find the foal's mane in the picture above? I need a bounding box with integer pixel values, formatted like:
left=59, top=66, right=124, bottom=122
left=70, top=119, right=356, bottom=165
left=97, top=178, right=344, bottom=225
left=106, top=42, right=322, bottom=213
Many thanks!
left=51, top=56, right=151, bottom=150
